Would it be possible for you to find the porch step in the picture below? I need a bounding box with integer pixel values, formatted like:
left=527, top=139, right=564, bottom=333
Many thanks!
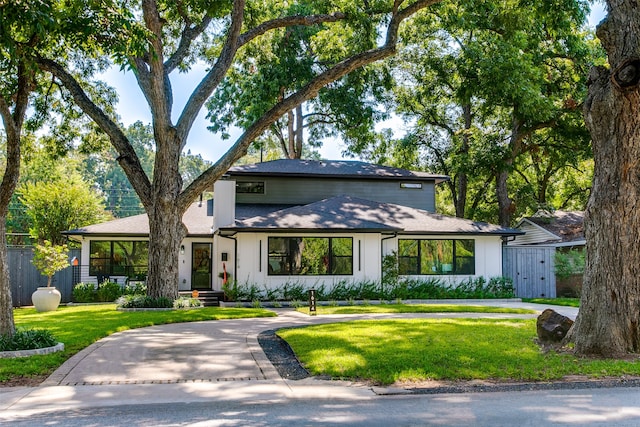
left=179, top=290, right=224, bottom=307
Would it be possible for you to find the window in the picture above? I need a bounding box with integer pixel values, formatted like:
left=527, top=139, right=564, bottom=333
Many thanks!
left=89, top=240, right=149, bottom=277
left=398, top=239, right=475, bottom=275
left=400, top=182, right=422, bottom=189
left=236, top=181, right=265, bottom=194
left=268, top=237, right=353, bottom=275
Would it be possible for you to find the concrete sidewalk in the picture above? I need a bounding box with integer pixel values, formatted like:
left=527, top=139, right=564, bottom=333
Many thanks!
left=0, top=302, right=578, bottom=415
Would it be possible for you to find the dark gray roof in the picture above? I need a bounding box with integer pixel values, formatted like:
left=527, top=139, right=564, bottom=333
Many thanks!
left=64, top=201, right=215, bottom=238
left=228, top=159, right=449, bottom=183
left=223, top=196, right=523, bottom=236
left=524, top=210, right=585, bottom=243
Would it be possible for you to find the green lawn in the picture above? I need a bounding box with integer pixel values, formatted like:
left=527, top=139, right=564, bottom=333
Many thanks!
left=2, top=304, right=275, bottom=384
left=296, top=304, right=536, bottom=315
left=278, top=318, right=640, bottom=385
left=522, top=298, right=580, bottom=307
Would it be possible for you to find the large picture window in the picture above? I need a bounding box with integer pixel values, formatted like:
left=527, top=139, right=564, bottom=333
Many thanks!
left=89, top=240, right=149, bottom=277
left=268, top=237, right=353, bottom=276
left=398, top=239, right=475, bottom=275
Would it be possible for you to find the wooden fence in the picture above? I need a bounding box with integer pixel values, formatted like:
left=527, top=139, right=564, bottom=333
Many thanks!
left=8, top=247, right=81, bottom=307
left=503, top=245, right=556, bottom=298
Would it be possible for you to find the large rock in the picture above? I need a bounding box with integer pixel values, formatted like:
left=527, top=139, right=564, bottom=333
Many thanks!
left=536, top=309, right=574, bottom=343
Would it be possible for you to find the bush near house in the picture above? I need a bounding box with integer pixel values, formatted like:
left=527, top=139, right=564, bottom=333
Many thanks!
left=224, top=277, right=515, bottom=302
left=72, top=281, right=147, bottom=303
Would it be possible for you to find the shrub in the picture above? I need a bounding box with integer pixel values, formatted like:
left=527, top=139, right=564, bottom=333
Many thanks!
left=72, top=283, right=97, bottom=303
left=0, top=328, right=57, bottom=351
left=555, top=249, right=585, bottom=280
left=116, top=295, right=173, bottom=308
left=96, top=281, right=123, bottom=302
left=123, top=282, right=147, bottom=296
left=173, top=297, right=203, bottom=309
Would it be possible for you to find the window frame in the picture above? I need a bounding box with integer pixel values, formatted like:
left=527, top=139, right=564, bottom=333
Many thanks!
left=267, top=236, right=353, bottom=276
left=236, top=181, right=265, bottom=194
left=89, top=240, right=149, bottom=277
left=398, top=238, right=475, bottom=276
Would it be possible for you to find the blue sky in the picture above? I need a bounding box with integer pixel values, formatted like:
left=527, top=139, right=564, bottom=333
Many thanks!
left=102, top=3, right=607, bottom=163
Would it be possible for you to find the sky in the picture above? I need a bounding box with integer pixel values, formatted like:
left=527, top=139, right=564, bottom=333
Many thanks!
left=101, top=3, right=608, bottom=163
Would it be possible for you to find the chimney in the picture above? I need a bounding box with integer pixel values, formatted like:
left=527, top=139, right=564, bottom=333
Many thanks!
left=213, top=178, right=236, bottom=231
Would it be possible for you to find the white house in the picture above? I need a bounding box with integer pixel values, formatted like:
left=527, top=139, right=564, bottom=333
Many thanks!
left=65, top=159, right=522, bottom=292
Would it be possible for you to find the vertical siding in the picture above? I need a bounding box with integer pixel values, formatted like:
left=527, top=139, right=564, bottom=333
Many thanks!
left=503, top=246, right=556, bottom=298
left=9, top=247, right=80, bottom=307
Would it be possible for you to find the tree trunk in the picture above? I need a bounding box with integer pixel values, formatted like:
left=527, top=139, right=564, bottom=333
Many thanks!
left=0, top=221, right=14, bottom=337
left=570, top=2, right=640, bottom=356
left=454, top=103, right=472, bottom=218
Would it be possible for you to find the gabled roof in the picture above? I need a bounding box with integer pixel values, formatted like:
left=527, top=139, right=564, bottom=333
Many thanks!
left=228, top=159, right=449, bottom=183
left=514, top=210, right=585, bottom=245
left=222, top=195, right=523, bottom=236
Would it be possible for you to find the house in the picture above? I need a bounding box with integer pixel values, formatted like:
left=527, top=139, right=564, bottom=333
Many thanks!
left=503, top=210, right=585, bottom=298
left=65, top=159, right=522, bottom=293
left=510, top=210, right=585, bottom=248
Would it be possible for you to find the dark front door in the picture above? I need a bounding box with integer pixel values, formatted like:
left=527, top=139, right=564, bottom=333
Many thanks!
left=192, top=243, right=212, bottom=290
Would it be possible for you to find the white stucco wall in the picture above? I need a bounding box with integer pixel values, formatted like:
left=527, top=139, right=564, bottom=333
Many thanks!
left=228, top=232, right=382, bottom=290
left=382, top=234, right=505, bottom=285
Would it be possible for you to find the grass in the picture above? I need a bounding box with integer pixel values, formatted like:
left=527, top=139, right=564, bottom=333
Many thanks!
left=296, top=304, right=536, bottom=315
left=1, top=304, right=275, bottom=384
left=522, top=298, right=580, bottom=307
left=278, top=318, right=640, bottom=385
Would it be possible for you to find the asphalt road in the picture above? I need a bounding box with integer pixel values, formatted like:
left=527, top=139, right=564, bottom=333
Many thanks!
left=3, top=384, right=640, bottom=426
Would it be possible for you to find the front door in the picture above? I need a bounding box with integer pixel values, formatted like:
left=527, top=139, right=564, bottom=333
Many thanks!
left=192, top=243, right=212, bottom=290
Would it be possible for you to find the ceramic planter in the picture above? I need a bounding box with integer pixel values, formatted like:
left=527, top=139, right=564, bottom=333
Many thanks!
left=32, top=287, right=61, bottom=312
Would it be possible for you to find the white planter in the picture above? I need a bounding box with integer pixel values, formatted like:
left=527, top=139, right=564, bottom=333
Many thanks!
left=32, top=287, right=61, bottom=312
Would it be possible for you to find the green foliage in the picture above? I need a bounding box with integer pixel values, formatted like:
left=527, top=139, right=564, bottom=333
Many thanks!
left=0, top=328, right=57, bottom=351
left=20, top=175, right=110, bottom=245
left=31, top=240, right=69, bottom=287
left=115, top=295, right=174, bottom=309
left=72, top=283, right=97, bottom=303
left=225, top=277, right=515, bottom=302
left=173, top=297, right=203, bottom=309
left=96, top=281, right=123, bottom=302
left=555, top=249, right=585, bottom=280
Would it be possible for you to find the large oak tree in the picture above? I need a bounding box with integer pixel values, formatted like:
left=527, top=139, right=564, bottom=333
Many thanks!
left=570, top=1, right=640, bottom=356
left=33, top=0, right=438, bottom=299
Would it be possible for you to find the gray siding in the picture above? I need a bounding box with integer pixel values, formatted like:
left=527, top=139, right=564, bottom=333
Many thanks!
left=511, top=222, right=559, bottom=245
left=503, top=246, right=556, bottom=298
left=235, top=177, right=437, bottom=212
left=9, top=247, right=80, bottom=307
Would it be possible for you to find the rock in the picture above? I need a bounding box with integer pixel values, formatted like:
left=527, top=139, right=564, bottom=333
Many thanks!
left=536, top=309, right=574, bottom=343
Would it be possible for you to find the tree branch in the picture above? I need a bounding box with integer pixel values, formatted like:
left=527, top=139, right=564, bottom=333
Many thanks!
left=178, top=0, right=439, bottom=208
left=35, top=57, right=153, bottom=208
left=164, top=15, right=213, bottom=73
left=175, top=0, right=245, bottom=144
left=237, top=12, right=346, bottom=47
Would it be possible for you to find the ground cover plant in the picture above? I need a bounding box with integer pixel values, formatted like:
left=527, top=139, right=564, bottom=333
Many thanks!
left=295, top=304, right=536, bottom=315
left=522, top=298, right=580, bottom=307
left=278, top=319, right=640, bottom=385
left=1, top=304, right=275, bottom=386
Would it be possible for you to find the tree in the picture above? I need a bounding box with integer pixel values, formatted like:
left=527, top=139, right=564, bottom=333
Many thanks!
left=33, top=0, right=439, bottom=300
left=20, top=175, right=111, bottom=245
left=355, top=0, right=597, bottom=226
left=0, top=0, right=123, bottom=336
left=206, top=3, right=389, bottom=160
left=568, top=1, right=640, bottom=356
left=0, top=0, right=52, bottom=337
